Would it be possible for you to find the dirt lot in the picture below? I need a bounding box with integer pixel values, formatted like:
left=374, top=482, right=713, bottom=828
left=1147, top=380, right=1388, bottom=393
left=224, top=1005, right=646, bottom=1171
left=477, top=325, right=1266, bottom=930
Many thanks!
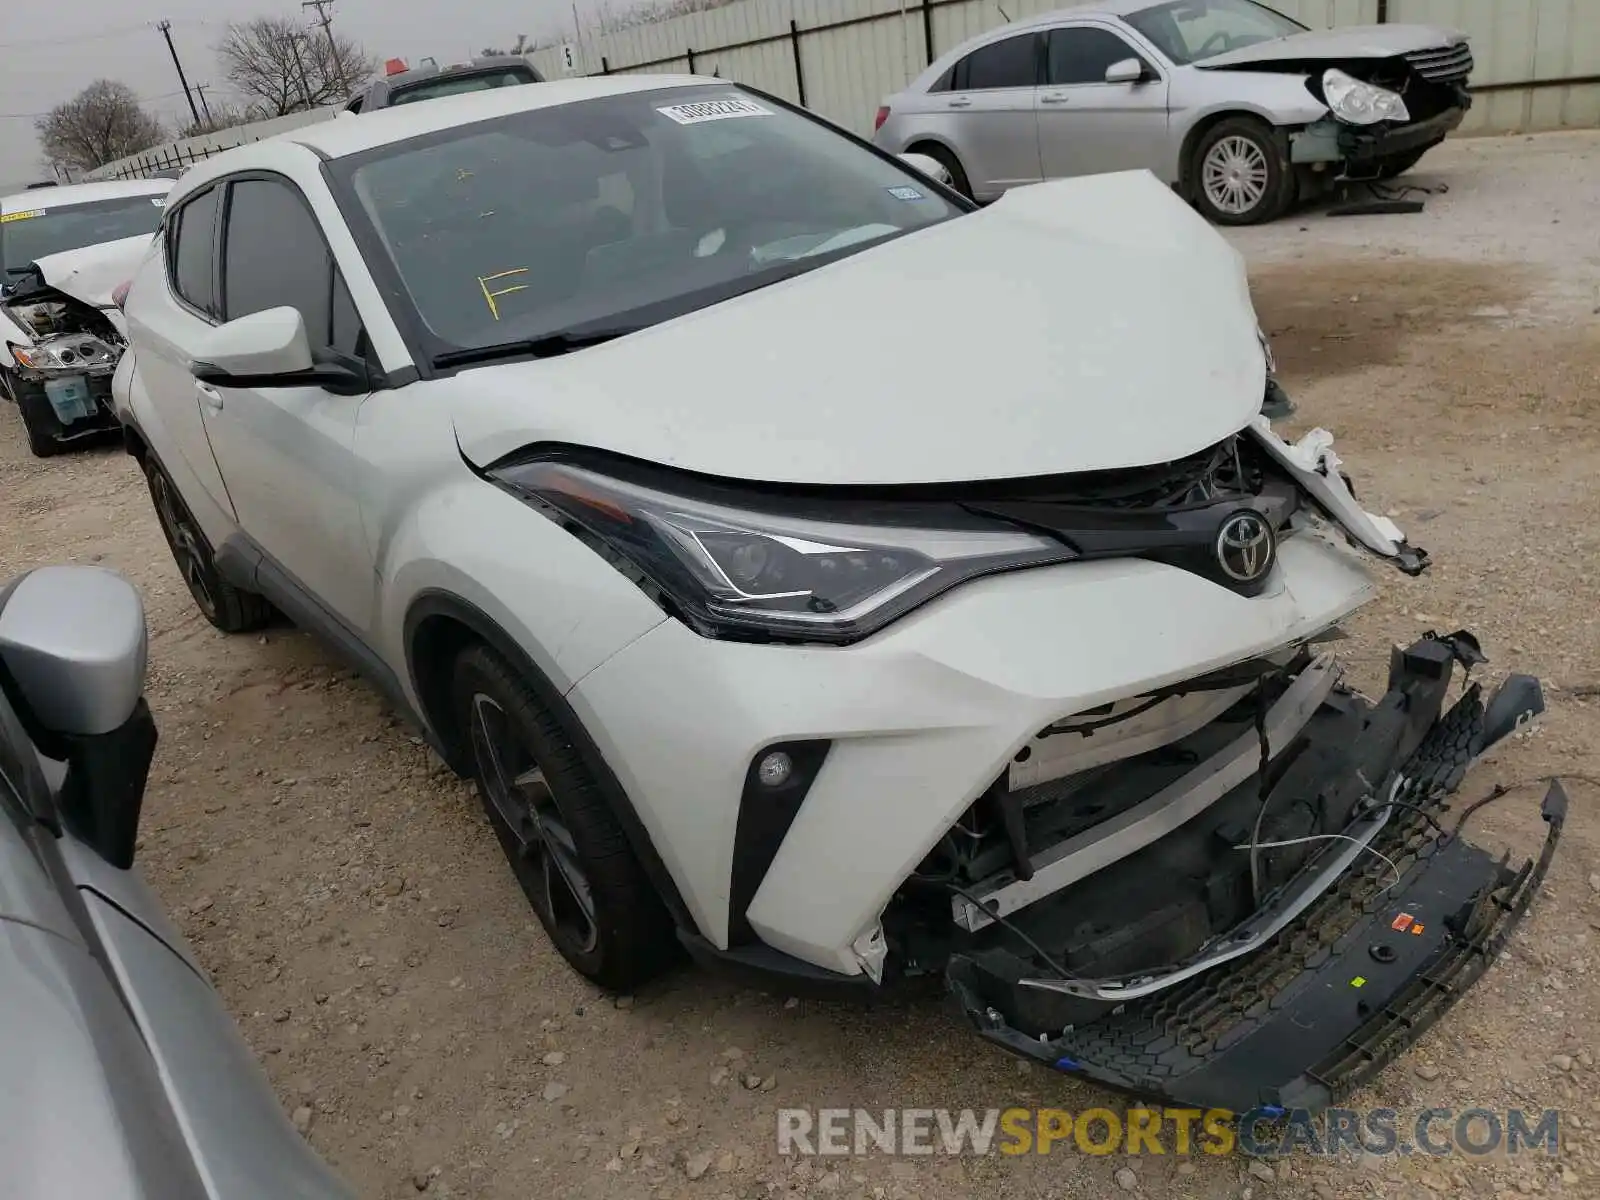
left=2, top=132, right=1598, bottom=1200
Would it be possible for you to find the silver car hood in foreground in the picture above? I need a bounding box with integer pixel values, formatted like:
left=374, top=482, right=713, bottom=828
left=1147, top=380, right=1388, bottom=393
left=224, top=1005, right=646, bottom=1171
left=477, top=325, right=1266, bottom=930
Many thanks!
left=450, top=170, right=1265, bottom=485
left=1198, top=23, right=1466, bottom=69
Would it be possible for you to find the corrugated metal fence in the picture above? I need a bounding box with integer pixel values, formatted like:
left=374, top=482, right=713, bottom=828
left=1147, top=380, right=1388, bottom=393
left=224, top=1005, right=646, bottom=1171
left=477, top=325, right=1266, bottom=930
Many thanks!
left=90, top=0, right=1600, bottom=179
left=525, top=0, right=1600, bottom=138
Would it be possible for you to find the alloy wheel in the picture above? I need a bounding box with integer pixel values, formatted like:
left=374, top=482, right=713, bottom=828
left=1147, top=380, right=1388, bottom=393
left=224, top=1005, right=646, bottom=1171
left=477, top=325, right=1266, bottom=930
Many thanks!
left=1202, top=135, right=1270, bottom=217
left=149, top=468, right=219, bottom=619
left=469, top=692, right=599, bottom=955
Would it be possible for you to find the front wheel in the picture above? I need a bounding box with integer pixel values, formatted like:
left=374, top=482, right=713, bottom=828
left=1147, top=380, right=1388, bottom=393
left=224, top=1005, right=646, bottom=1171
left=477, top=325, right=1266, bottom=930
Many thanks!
left=451, top=644, right=676, bottom=992
left=1191, top=118, right=1294, bottom=226
left=143, top=457, right=274, bottom=633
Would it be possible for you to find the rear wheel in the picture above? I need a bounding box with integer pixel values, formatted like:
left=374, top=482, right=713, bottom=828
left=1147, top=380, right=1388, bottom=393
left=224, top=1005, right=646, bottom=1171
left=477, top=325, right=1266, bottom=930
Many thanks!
left=143, top=456, right=273, bottom=633
left=910, top=143, right=973, bottom=200
left=1191, top=117, right=1294, bottom=226
left=451, top=643, right=677, bottom=991
left=14, top=379, right=65, bottom=458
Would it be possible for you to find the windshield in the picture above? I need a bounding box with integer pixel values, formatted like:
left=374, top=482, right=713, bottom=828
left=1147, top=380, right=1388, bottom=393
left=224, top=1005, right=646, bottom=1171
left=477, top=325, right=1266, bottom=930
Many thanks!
left=1126, top=0, right=1307, bottom=65
left=0, top=193, right=166, bottom=276
left=391, top=68, right=537, bottom=106
left=330, top=85, right=961, bottom=360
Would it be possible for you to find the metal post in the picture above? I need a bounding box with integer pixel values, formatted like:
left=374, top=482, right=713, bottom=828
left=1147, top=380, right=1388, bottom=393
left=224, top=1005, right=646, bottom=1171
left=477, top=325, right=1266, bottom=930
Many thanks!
left=789, top=20, right=807, bottom=106
left=601, top=55, right=610, bottom=75
left=1376, top=0, right=1389, bottom=22
left=921, top=0, right=935, bottom=65
left=686, top=45, right=697, bottom=74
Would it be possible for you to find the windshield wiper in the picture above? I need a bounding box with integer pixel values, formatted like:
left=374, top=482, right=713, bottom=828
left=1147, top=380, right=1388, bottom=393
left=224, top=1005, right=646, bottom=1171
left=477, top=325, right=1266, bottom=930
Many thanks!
left=433, top=326, right=642, bottom=368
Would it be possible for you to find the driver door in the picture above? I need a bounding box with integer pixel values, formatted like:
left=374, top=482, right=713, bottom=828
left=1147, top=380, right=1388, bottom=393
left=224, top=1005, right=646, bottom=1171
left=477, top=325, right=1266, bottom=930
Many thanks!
left=1036, top=24, right=1171, bottom=180
left=197, top=174, right=377, bottom=630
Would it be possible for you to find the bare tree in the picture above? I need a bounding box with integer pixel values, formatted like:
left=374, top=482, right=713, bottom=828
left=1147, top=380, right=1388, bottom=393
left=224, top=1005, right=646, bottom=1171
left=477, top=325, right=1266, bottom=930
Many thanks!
left=217, top=17, right=375, bottom=115
left=35, top=80, right=166, bottom=172
left=481, top=34, right=532, bottom=56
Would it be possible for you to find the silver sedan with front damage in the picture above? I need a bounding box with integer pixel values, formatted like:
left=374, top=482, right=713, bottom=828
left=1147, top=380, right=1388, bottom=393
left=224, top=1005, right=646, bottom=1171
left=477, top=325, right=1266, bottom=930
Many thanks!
left=872, top=0, right=1473, bottom=224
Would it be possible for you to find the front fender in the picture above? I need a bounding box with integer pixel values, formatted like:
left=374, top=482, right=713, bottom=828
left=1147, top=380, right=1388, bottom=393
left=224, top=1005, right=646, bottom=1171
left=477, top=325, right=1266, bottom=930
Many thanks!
left=1168, top=67, right=1330, bottom=178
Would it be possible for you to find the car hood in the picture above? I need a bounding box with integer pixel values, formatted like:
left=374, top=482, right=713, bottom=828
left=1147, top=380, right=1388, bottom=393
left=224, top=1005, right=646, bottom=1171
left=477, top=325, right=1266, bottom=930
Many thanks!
left=449, top=170, right=1265, bottom=485
left=23, top=233, right=155, bottom=309
left=1198, top=23, right=1465, bottom=70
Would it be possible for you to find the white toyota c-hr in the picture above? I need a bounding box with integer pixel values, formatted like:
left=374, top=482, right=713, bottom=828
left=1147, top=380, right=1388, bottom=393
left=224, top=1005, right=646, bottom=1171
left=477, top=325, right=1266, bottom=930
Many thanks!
left=115, top=75, right=1560, bottom=1112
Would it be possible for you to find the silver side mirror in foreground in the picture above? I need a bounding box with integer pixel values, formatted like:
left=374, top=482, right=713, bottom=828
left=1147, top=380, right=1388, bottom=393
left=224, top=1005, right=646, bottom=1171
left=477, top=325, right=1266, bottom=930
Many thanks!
left=0, top=566, right=156, bottom=869
left=897, top=152, right=953, bottom=187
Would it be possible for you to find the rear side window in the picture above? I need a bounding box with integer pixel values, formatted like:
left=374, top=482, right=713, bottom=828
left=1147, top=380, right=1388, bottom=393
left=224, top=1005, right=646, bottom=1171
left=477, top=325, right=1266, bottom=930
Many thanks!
left=170, top=187, right=220, bottom=316
left=952, top=33, right=1039, bottom=90
left=222, top=178, right=333, bottom=343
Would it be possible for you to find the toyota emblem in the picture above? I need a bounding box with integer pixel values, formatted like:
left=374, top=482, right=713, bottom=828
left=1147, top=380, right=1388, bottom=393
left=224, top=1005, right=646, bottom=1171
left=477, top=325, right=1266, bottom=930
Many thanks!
left=1216, top=511, right=1275, bottom=584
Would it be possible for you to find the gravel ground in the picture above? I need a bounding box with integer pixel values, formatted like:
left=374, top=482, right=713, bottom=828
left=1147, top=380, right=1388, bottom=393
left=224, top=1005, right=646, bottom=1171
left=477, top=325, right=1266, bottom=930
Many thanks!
left=2, top=132, right=1598, bottom=1200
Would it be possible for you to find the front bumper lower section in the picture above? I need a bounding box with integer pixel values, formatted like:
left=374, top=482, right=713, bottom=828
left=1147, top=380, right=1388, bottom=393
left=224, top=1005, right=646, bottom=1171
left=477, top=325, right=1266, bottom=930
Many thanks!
left=947, top=631, right=1562, bottom=1114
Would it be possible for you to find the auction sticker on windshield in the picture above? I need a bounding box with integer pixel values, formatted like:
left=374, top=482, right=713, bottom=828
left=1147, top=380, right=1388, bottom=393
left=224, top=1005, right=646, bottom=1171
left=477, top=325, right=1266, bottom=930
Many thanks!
left=0, top=210, right=43, bottom=223
left=656, top=96, right=773, bottom=125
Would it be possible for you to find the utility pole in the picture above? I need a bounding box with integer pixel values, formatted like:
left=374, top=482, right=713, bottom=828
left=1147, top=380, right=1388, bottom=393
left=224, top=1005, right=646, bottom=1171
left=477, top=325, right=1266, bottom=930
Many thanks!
left=158, top=19, right=203, bottom=127
left=194, top=84, right=214, bottom=125
left=289, top=33, right=316, bottom=110
left=302, top=0, right=345, bottom=98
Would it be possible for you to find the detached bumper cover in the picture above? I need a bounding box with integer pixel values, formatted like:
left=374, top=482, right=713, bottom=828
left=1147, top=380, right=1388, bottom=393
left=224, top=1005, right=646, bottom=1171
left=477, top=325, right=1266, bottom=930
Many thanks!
left=948, top=664, right=1564, bottom=1114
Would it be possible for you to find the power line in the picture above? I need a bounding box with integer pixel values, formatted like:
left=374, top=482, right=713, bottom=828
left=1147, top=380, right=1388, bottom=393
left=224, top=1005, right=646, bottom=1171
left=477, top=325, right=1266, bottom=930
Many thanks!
left=0, top=19, right=207, bottom=51
left=0, top=89, right=193, bottom=121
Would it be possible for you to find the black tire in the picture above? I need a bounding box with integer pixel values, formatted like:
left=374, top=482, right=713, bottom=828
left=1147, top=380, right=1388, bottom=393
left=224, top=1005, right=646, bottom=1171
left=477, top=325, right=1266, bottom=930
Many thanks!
left=910, top=142, right=973, bottom=200
left=143, top=456, right=274, bottom=633
left=1189, top=116, right=1294, bottom=227
left=0, top=367, right=17, bottom=405
left=451, top=643, right=676, bottom=992
left=1375, top=146, right=1432, bottom=180
left=14, top=379, right=65, bottom=458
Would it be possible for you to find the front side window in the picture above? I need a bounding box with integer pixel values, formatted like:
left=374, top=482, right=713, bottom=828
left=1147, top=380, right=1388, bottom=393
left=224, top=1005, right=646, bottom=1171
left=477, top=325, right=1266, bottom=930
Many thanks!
left=1047, top=27, right=1147, bottom=85
left=390, top=68, right=538, bottom=106
left=953, top=34, right=1040, bottom=91
left=331, top=86, right=962, bottom=362
left=221, top=177, right=361, bottom=354
left=1125, top=0, right=1306, bottom=65
left=1, top=192, right=167, bottom=279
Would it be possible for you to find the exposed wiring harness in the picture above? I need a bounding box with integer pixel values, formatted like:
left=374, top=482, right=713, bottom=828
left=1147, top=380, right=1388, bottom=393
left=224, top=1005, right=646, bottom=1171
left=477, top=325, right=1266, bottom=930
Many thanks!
left=945, top=882, right=1081, bottom=983
left=1232, top=832, right=1403, bottom=894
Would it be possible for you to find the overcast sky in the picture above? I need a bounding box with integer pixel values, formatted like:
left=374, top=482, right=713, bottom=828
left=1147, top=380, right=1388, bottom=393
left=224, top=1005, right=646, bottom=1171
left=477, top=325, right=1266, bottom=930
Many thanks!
left=0, top=0, right=604, bottom=188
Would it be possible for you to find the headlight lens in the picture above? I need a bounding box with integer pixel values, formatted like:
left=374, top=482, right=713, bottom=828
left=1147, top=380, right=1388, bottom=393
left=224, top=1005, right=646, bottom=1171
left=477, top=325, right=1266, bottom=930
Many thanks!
left=492, top=459, right=1075, bottom=644
left=11, top=334, right=119, bottom=375
left=1322, top=68, right=1409, bottom=125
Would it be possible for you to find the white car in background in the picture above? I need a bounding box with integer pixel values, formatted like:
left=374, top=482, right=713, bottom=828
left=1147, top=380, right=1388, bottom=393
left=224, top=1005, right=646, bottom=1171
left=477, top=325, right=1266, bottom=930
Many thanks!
left=117, top=76, right=1557, bottom=1113
left=1, top=178, right=173, bottom=455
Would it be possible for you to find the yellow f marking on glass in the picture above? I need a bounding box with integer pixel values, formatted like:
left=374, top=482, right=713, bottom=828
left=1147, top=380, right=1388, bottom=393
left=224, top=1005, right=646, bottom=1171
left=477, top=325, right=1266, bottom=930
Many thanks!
left=478, top=268, right=530, bottom=321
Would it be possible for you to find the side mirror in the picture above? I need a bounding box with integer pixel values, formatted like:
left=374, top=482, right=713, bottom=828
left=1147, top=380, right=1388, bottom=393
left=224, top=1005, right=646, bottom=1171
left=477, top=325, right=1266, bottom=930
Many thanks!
left=0, top=566, right=156, bottom=869
left=190, top=305, right=369, bottom=395
left=1105, top=57, right=1146, bottom=85
left=896, top=152, right=954, bottom=187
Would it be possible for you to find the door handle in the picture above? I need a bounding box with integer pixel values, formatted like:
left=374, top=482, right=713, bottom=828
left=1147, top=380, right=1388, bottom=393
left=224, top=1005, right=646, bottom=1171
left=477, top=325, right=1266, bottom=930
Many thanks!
left=196, top=382, right=223, bottom=412
left=947, top=97, right=972, bottom=108
left=1039, top=92, right=1069, bottom=104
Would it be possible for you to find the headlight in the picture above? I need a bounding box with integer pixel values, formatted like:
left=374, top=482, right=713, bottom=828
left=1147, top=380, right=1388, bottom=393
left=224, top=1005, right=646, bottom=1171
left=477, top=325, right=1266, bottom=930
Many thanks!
left=491, top=458, right=1075, bottom=644
left=1322, top=68, right=1409, bottom=125
left=11, top=334, right=120, bottom=375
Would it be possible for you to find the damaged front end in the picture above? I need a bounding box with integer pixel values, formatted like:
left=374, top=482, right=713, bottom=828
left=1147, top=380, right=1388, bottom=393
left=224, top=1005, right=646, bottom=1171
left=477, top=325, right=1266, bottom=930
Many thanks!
left=871, top=426, right=1559, bottom=1113
left=3, top=270, right=125, bottom=445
